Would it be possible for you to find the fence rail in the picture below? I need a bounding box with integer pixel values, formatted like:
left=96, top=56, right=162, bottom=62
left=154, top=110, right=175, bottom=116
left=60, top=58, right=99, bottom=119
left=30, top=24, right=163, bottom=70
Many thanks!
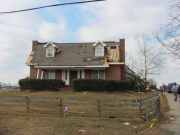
left=0, top=93, right=160, bottom=123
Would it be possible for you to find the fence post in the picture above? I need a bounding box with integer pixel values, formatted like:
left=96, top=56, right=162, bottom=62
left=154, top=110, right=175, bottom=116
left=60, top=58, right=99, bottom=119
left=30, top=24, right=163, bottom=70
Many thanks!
left=25, top=96, right=30, bottom=113
left=156, top=97, right=161, bottom=119
left=97, top=100, right=102, bottom=118
left=138, top=99, right=143, bottom=113
left=58, top=97, right=64, bottom=117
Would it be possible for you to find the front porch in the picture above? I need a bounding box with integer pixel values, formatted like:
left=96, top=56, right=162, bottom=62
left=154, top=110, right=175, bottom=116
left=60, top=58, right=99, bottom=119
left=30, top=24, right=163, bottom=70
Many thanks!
left=35, top=68, right=106, bottom=86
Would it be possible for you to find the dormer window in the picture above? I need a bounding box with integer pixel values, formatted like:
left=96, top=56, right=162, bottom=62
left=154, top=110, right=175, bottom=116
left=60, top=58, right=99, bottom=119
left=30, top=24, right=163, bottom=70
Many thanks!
left=95, top=45, right=104, bottom=57
left=93, top=41, right=106, bottom=57
left=44, top=42, right=56, bottom=57
left=46, top=46, right=55, bottom=57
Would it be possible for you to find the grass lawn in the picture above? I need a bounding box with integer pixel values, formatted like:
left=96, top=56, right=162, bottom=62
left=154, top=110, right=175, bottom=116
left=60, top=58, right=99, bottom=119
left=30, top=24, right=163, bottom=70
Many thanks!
left=0, top=90, right=158, bottom=135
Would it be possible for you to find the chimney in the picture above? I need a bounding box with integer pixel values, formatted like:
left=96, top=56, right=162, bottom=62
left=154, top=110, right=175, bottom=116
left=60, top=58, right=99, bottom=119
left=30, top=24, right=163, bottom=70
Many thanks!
left=119, top=39, right=125, bottom=63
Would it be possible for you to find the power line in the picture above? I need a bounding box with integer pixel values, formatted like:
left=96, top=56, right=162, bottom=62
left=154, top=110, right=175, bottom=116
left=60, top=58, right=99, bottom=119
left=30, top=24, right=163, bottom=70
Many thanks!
left=0, top=0, right=106, bottom=15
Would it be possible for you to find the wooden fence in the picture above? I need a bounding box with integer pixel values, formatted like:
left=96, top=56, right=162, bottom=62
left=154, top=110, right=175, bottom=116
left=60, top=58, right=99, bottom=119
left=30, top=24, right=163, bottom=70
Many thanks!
left=0, top=93, right=160, bottom=122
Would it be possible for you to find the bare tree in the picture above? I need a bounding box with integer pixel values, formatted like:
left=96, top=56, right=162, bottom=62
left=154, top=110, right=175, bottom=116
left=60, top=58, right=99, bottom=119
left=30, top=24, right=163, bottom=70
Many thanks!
left=127, top=37, right=164, bottom=88
left=157, top=0, right=180, bottom=59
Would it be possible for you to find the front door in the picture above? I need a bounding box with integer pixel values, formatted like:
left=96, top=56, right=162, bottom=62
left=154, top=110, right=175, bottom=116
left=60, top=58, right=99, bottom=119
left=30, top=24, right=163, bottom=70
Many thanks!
left=70, top=71, right=78, bottom=85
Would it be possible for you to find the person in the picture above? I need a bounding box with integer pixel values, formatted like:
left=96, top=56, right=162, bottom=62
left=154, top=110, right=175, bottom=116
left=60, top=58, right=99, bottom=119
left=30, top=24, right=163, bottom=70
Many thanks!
left=172, top=84, right=178, bottom=102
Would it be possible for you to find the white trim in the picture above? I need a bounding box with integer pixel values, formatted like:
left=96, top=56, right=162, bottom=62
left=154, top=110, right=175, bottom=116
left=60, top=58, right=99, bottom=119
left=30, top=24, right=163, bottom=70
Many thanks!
left=108, top=62, right=125, bottom=65
left=46, top=45, right=55, bottom=57
left=62, top=70, right=70, bottom=85
left=77, top=70, right=80, bottom=79
left=95, top=45, right=105, bottom=57
left=82, top=70, right=85, bottom=79
left=47, top=71, right=56, bottom=80
left=41, top=71, right=44, bottom=79
left=93, top=41, right=107, bottom=47
left=77, top=69, right=85, bottom=79
left=67, top=70, right=70, bottom=85
left=35, top=65, right=109, bottom=68
left=43, top=42, right=57, bottom=48
left=37, top=69, right=40, bottom=79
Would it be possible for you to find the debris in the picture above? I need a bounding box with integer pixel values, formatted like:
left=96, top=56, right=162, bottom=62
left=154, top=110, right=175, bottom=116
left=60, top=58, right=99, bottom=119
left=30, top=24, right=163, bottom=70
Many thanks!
left=64, top=105, right=69, bottom=112
left=170, top=116, right=175, bottom=120
left=78, top=129, right=87, bottom=134
left=123, top=122, right=130, bottom=126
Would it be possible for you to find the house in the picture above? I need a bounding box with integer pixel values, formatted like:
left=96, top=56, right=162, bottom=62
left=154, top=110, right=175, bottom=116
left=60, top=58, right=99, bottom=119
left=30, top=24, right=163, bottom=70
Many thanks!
left=26, top=39, right=126, bottom=86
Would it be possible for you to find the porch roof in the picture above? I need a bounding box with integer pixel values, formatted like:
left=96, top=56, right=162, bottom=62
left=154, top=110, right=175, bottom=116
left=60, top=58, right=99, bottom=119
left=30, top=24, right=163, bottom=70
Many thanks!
left=35, top=65, right=109, bottom=69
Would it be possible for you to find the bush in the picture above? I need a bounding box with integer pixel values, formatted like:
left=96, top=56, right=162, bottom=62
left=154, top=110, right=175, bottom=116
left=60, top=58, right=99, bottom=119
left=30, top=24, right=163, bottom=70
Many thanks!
left=19, top=79, right=65, bottom=91
left=72, top=79, right=136, bottom=92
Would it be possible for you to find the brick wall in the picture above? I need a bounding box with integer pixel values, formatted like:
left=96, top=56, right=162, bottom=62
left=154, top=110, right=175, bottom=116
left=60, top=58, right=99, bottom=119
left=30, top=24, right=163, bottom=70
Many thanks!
left=85, top=70, right=91, bottom=79
left=105, top=65, right=125, bottom=80
left=56, top=70, right=62, bottom=80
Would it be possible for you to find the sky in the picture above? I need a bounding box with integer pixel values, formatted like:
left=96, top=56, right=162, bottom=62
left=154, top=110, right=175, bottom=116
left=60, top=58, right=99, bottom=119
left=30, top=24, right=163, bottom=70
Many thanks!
left=0, top=0, right=179, bottom=85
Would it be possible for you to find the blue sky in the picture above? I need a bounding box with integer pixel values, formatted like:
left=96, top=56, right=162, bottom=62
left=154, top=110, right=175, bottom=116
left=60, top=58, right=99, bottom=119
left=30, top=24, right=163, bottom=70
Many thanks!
left=0, top=0, right=179, bottom=85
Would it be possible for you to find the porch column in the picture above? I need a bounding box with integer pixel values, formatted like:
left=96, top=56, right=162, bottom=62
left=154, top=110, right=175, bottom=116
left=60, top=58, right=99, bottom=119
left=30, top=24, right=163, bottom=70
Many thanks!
left=77, top=69, right=85, bottom=79
left=36, top=68, right=40, bottom=79
left=41, top=70, right=44, bottom=80
left=62, top=70, right=70, bottom=85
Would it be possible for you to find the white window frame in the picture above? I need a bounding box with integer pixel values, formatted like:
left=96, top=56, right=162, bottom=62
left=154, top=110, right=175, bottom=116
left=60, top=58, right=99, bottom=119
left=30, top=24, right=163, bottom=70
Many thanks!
left=46, top=46, right=55, bottom=57
left=98, top=70, right=105, bottom=80
left=91, top=70, right=105, bottom=80
left=47, top=72, right=56, bottom=80
left=95, top=45, right=104, bottom=57
left=78, top=70, right=85, bottom=79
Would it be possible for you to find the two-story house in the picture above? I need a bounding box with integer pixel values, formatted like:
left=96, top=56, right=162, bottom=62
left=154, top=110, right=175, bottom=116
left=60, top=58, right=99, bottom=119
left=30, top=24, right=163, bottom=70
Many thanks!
left=26, top=39, right=126, bottom=86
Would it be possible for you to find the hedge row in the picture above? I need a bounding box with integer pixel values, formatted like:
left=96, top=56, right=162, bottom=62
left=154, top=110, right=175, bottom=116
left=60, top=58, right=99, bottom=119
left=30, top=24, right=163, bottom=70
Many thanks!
left=19, top=79, right=65, bottom=91
left=72, top=79, right=137, bottom=92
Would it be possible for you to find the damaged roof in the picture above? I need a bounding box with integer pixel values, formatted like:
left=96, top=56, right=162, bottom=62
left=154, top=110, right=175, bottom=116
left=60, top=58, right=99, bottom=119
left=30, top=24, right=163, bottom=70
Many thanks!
left=27, top=41, right=122, bottom=66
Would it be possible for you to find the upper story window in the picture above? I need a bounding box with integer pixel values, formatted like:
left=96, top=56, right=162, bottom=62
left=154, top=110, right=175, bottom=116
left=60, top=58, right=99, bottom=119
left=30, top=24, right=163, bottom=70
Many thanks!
left=95, top=45, right=104, bottom=57
left=46, top=45, right=55, bottom=57
left=93, top=41, right=106, bottom=57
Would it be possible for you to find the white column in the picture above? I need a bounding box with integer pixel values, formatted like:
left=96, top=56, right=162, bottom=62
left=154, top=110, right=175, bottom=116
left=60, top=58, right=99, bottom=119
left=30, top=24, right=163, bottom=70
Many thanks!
left=62, top=70, right=70, bottom=85
left=41, top=71, right=44, bottom=80
left=67, top=70, right=70, bottom=85
left=82, top=70, right=85, bottom=79
left=77, top=70, right=80, bottom=79
left=37, top=69, right=40, bottom=79
left=62, top=70, right=65, bottom=82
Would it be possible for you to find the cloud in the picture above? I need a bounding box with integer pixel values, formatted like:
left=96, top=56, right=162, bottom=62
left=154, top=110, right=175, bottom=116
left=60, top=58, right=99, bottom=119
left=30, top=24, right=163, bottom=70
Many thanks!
left=0, top=0, right=67, bottom=83
left=0, top=0, right=177, bottom=86
left=78, top=0, right=169, bottom=41
left=39, top=18, right=67, bottom=42
left=77, top=0, right=180, bottom=85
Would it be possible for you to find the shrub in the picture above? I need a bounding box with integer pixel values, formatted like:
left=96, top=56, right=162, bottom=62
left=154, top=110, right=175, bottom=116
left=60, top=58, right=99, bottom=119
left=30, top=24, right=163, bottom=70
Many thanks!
left=19, top=79, right=65, bottom=91
left=72, top=79, right=136, bottom=92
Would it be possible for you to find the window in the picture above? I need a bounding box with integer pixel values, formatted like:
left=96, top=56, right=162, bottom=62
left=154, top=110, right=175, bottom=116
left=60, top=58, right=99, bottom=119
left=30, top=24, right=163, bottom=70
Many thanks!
left=99, top=70, right=105, bottom=79
left=78, top=70, right=85, bottom=79
left=46, top=46, right=55, bottom=57
left=95, top=45, right=104, bottom=57
left=47, top=72, right=56, bottom=80
left=91, top=71, right=99, bottom=79
left=91, top=70, right=105, bottom=80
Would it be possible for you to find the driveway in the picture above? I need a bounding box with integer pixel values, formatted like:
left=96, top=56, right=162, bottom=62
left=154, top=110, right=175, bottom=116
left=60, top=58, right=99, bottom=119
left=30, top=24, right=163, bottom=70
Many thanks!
left=160, top=93, right=180, bottom=135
